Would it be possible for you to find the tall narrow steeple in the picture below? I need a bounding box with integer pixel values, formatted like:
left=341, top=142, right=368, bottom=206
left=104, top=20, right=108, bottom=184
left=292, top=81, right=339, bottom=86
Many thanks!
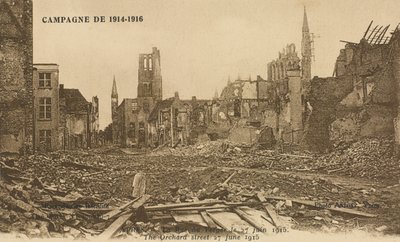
left=111, top=75, right=119, bottom=144
left=301, top=6, right=312, bottom=84
left=302, top=6, right=309, bottom=33
left=111, top=75, right=118, bottom=98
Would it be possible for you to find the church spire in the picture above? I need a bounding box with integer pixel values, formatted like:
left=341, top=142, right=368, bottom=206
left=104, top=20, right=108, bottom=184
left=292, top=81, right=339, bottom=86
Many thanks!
left=301, top=6, right=312, bottom=83
left=111, top=75, right=118, bottom=98
left=302, top=6, right=309, bottom=33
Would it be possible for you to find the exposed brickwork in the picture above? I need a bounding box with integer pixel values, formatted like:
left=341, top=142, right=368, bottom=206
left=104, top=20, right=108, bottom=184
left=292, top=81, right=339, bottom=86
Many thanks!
left=0, top=0, right=33, bottom=153
left=302, top=76, right=353, bottom=152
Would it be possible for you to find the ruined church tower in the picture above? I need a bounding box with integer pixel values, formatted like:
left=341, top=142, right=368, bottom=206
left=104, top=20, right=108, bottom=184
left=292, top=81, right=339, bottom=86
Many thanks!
left=137, top=47, right=162, bottom=103
left=111, top=76, right=118, bottom=143
left=301, top=6, right=312, bottom=85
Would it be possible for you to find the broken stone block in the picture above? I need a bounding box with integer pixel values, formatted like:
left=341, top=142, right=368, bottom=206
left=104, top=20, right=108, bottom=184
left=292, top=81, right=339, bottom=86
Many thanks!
left=331, top=220, right=339, bottom=224
left=132, top=172, right=146, bottom=198
left=375, top=225, right=388, bottom=232
left=314, top=216, right=323, bottom=221
left=272, top=187, right=279, bottom=194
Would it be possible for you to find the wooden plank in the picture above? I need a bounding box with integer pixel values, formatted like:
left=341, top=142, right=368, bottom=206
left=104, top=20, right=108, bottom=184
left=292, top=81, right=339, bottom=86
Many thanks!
left=265, top=195, right=377, bottom=218
left=362, top=20, right=374, bottom=39
left=101, top=195, right=149, bottom=220
left=171, top=212, right=208, bottom=227
left=207, top=211, right=253, bottom=233
left=131, top=195, right=150, bottom=209
left=200, top=211, right=220, bottom=229
left=79, top=207, right=113, bottom=213
left=232, top=207, right=264, bottom=231
left=240, top=207, right=276, bottom=231
left=171, top=205, right=229, bottom=211
left=256, top=192, right=283, bottom=227
left=206, top=212, right=229, bottom=231
left=366, top=25, right=379, bottom=42
left=191, top=197, right=221, bottom=229
left=145, top=200, right=221, bottom=211
left=222, top=172, right=237, bottom=186
left=97, top=213, right=133, bottom=240
left=100, top=197, right=140, bottom=220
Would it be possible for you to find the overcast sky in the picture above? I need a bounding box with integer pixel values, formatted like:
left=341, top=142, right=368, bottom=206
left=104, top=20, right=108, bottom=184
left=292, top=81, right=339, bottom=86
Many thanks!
left=33, top=0, right=400, bottom=129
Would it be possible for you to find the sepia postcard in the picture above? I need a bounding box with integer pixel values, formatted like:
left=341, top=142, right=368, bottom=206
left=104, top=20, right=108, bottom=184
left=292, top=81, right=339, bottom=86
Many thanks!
left=0, top=0, right=399, bottom=241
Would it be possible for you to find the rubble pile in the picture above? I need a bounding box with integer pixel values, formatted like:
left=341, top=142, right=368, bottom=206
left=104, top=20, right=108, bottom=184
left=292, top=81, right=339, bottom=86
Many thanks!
left=315, top=138, right=399, bottom=180
left=1, top=137, right=397, bottom=239
left=16, top=152, right=123, bottom=201
left=0, top=157, right=104, bottom=238
left=152, top=137, right=399, bottom=183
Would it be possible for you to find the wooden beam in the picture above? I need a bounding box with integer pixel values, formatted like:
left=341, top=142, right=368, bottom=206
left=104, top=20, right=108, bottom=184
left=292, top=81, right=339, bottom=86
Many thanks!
left=97, top=213, right=133, bottom=240
left=79, top=207, right=113, bottom=213
left=340, top=40, right=358, bottom=45
left=100, top=198, right=139, bottom=221
left=145, top=200, right=222, bottom=211
left=101, top=195, right=149, bottom=220
left=171, top=205, right=229, bottom=211
left=366, top=25, right=379, bottom=42
left=232, top=207, right=264, bottom=231
left=369, top=26, right=383, bottom=44
left=383, top=36, right=390, bottom=44
left=265, top=195, right=377, bottom=218
left=376, top=25, right=390, bottom=44
left=205, top=212, right=230, bottom=231
left=200, top=211, right=220, bottom=229
left=222, top=171, right=237, bottom=186
left=256, top=192, right=283, bottom=227
left=374, top=25, right=387, bottom=44
left=362, top=20, right=374, bottom=39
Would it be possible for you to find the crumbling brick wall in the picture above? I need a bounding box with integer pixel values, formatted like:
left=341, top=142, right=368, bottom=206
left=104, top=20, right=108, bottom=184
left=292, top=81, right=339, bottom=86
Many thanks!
left=391, top=31, right=400, bottom=154
left=304, top=33, right=400, bottom=152
left=302, top=76, right=353, bottom=152
left=331, top=66, right=397, bottom=143
left=0, top=0, right=33, bottom=153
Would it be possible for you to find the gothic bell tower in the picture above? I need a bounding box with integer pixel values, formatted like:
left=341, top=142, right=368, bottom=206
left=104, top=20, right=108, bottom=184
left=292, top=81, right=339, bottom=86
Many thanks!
left=137, top=47, right=162, bottom=104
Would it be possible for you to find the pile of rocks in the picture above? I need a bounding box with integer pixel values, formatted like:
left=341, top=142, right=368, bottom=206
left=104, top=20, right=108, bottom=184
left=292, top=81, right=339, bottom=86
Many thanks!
left=316, top=137, right=399, bottom=180
left=0, top=156, right=105, bottom=239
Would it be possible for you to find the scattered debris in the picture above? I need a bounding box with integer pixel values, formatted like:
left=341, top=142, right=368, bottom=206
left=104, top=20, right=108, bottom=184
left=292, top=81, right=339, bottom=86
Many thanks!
left=0, top=137, right=396, bottom=238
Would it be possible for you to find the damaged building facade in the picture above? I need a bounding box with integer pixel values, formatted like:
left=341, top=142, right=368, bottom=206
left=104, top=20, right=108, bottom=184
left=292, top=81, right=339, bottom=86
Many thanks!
left=112, top=47, right=163, bottom=147
left=110, top=10, right=400, bottom=154
left=304, top=23, right=400, bottom=152
left=112, top=47, right=218, bottom=147
left=0, top=0, right=33, bottom=154
left=148, top=92, right=191, bottom=147
left=33, top=64, right=100, bottom=151
left=59, top=85, right=99, bottom=150
left=0, top=0, right=99, bottom=153
left=214, top=8, right=313, bottom=147
left=265, top=43, right=306, bottom=144
left=263, top=7, right=312, bottom=145
left=33, top=64, right=60, bottom=151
